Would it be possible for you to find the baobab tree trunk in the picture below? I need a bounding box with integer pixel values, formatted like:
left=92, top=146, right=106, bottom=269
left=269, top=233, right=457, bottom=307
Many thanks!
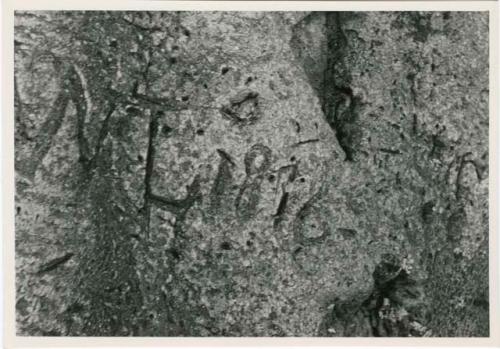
left=15, top=11, right=489, bottom=337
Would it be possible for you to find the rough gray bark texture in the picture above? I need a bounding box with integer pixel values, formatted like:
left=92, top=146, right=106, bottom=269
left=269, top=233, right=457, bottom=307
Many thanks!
left=15, top=11, right=488, bottom=337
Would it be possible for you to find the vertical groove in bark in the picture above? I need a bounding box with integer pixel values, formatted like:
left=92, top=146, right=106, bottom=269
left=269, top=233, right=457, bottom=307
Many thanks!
left=292, top=12, right=362, bottom=162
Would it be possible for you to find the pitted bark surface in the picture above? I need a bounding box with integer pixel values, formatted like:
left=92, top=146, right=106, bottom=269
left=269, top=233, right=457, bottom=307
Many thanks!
left=15, top=11, right=488, bottom=336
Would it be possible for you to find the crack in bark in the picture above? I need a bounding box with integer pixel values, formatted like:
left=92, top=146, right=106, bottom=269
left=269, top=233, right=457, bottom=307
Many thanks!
left=292, top=12, right=362, bottom=162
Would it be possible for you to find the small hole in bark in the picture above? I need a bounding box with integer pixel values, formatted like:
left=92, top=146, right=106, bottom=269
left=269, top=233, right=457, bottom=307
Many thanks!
left=290, top=156, right=296, bottom=162
left=169, top=249, right=180, bottom=260
left=268, top=174, right=275, bottom=182
left=196, top=129, right=204, bottom=135
left=221, top=67, right=230, bottom=75
left=162, top=125, right=173, bottom=136
left=181, top=95, right=189, bottom=101
left=169, top=57, right=177, bottom=64
left=137, top=155, right=144, bottom=162
left=220, top=241, right=231, bottom=250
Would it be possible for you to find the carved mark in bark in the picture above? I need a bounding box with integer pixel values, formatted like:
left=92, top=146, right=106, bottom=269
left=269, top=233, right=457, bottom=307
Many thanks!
left=149, top=177, right=201, bottom=218
left=293, top=138, right=320, bottom=147
left=235, top=180, right=262, bottom=221
left=273, top=185, right=289, bottom=228
left=87, top=103, right=117, bottom=172
left=244, top=143, right=272, bottom=176
left=210, top=149, right=235, bottom=212
left=220, top=89, right=261, bottom=124
left=216, top=148, right=236, bottom=167
left=14, top=76, right=29, bottom=141
left=232, top=144, right=273, bottom=220
left=292, top=186, right=329, bottom=245
left=25, top=72, right=71, bottom=178
left=37, top=252, right=74, bottom=274
left=379, top=148, right=402, bottom=155
left=21, top=63, right=117, bottom=180
left=454, top=152, right=473, bottom=200
left=274, top=189, right=289, bottom=217
left=68, top=65, right=92, bottom=167
left=142, top=109, right=202, bottom=238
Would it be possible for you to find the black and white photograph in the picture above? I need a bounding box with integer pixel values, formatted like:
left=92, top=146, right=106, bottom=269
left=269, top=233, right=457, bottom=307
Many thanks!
left=7, top=2, right=496, bottom=342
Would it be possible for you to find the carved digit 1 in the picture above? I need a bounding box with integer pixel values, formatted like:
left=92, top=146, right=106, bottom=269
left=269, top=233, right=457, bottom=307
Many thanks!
left=236, top=144, right=272, bottom=220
